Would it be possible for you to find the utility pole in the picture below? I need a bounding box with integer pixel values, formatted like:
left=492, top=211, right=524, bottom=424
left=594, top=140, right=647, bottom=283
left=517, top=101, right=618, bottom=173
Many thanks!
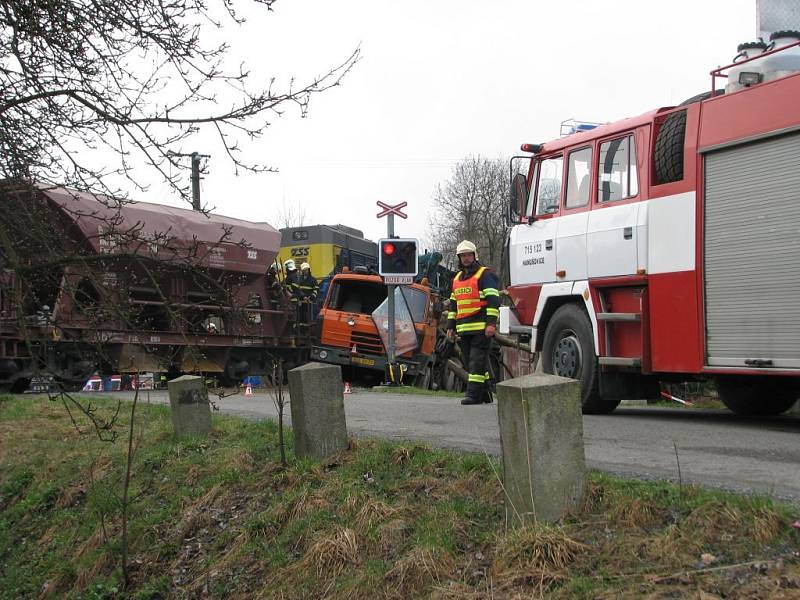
left=169, top=151, right=210, bottom=211
left=190, top=152, right=203, bottom=211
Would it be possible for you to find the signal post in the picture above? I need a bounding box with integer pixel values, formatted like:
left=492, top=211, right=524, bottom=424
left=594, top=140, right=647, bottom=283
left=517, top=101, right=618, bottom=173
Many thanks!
left=376, top=201, right=418, bottom=386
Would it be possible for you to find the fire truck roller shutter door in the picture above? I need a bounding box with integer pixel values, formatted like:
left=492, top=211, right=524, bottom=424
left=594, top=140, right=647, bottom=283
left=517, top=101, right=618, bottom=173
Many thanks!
left=704, top=130, right=800, bottom=370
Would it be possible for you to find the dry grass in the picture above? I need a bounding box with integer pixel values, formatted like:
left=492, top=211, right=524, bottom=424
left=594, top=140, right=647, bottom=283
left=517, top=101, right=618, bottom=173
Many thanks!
left=377, top=518, right=411, bottom=558
left=643, top=524, right=696, bottom=565
left=175, top=485, right=223, bottom=540
left=385, top=546, right=456, bottom=597
left=342, top=491, right=366, bottom=515
left=71, top=528, right=114, bottom=590
left=226, top=448, right=255, bottom=475
left=402, top=476, right=446, bottom=500
left=184, top=463, right=203, bottom=486
left=681, top=501, right=744, bottom=543
left=608, top=496, right=662, bottom=529
left=295, top=526, right=361, bottom=580
left=354, top=498, right=397, bottom=530
left=750, top=506, right=782, bottom=545
left=391, top=445, right=413, bottom=465
left=493, top=525, right=588, bottom=594
left=285, top=488, right=332, bottom=523
left=279, top=463, right=324, bottom=491
left=432, top=582, right=496, bottom=600
left=72, top=526, right=105, bottom=561
left=36, top=525, right=60, bottom=548
left=643, top=501, right=748, bottom=566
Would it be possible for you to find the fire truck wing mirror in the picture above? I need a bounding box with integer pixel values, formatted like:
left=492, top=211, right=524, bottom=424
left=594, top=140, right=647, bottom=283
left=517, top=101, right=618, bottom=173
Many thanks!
left=510, top=172, right=528, bottom=219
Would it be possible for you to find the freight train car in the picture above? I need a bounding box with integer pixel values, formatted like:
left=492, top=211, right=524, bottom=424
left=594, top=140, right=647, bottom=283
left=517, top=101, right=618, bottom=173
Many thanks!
left=0, top=181, right=304, bottom=392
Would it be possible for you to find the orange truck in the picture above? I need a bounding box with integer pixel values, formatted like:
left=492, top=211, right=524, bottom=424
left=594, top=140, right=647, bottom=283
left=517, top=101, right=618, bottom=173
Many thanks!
left=310, top=267, right=446, bottom=387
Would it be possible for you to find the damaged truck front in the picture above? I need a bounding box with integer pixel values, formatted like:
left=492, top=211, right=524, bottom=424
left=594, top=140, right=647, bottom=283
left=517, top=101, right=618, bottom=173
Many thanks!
left=310, top=269, right=443, bottom=387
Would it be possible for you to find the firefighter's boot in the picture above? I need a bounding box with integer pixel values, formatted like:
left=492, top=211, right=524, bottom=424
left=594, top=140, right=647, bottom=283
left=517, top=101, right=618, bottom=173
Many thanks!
left=460, top=394, right=482, bottom=405
left=461, top=380, right=484, bottom=405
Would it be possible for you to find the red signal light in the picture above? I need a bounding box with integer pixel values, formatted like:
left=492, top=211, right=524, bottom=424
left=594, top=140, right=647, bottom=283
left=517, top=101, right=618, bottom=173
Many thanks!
left=383, top=242, right=395, bottom=255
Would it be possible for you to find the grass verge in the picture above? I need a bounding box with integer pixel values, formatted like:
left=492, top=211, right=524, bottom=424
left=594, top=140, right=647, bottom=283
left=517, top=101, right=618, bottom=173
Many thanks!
left=0, top=394, right=798, bottom=599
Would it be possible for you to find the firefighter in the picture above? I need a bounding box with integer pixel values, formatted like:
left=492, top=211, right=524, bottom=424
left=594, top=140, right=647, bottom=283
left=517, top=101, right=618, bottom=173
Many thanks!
left=266, top=262, right=283, bottom=310
left=297, top=262, right=319, bottom=327
left=283, top=259, right=300, bottom=319
left=446, top=240, right=501, bottom=405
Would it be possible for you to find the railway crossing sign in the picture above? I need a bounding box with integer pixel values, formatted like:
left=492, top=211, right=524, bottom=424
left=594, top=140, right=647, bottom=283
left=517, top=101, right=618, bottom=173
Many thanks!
left=376, top=201, right=413, bottom=385
left=376, top=201, right=408, bottom=219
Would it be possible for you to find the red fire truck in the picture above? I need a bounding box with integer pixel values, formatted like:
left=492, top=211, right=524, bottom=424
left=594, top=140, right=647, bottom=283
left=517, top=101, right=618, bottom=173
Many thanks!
left=501, top=30, right=800, bottom=416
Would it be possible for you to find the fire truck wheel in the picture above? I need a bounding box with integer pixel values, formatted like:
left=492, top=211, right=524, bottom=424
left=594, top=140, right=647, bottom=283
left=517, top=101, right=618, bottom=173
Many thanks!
left=542, top=304, right=616, bottom=414
left=715, top=376, right=799, bottom=416
left=654, top=110, right=686, bottom=184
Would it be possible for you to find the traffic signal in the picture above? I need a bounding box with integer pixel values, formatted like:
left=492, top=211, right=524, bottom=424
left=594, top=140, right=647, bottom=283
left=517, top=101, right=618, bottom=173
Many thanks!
left=378, top=238, right=418, bottom=276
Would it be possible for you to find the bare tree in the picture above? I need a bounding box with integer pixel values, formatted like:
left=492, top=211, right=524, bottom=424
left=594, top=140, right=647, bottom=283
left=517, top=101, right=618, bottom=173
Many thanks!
left=0, top=2, right=355, bottom=591
left=267, top=357, right=289, bottom=467
left=275, top=197, right=308, bottom=229
left=427, top=155, right=509, bottom=272
left=0, top=0, right=360, bottom=200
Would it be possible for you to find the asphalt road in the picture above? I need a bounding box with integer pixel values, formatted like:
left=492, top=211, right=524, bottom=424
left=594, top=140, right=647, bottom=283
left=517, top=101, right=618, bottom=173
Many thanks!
left=116, top=388, right=800, bottom=504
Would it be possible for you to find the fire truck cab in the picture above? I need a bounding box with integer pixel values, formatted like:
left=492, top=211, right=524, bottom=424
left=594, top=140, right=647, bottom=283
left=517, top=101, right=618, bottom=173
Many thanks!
left=502, top=35, right=800, bottom=416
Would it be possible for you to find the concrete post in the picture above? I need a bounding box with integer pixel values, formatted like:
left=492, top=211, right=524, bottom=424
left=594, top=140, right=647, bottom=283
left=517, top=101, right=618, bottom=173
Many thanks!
left=496, top=373, right=586, bottom=525
left=288, top=362, right=348, bottom=460
left=167, top=375, right=212, bottom=437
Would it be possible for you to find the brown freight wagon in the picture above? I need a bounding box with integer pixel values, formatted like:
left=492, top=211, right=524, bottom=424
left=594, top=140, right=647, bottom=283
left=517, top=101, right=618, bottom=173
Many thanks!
left=0, top=181, right=306, bottom=392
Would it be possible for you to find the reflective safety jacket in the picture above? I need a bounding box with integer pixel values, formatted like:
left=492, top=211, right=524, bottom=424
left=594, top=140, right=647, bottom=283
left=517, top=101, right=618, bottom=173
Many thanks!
left=446, top=264, right=501, bottom=335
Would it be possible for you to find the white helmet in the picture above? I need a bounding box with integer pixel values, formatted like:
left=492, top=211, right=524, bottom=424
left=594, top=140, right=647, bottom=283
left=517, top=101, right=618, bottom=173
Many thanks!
left=456, top=240, right=478, bottom=259
left=300, top=262, right=311, bottom=271
left=283, top=259, right=296, bottom=271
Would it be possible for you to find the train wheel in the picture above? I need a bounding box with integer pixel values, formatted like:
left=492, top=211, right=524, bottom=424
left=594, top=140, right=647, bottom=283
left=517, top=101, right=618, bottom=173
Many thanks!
left=715, top=376, right=799, bottom=416
left=10, top=378, right=31, bottom=394
left=542, top=303, right=619, bottom=414
left=56, top=379, right=85, bottom=393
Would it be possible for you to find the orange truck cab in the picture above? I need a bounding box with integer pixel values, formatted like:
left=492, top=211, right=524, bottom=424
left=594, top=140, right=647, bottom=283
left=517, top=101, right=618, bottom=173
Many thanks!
left=310, top=269, right=441, bottom=382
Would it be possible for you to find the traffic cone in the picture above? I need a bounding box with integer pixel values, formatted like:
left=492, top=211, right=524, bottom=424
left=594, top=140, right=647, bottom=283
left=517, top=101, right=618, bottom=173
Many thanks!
left=245, top=384, right=253, bottom=396
left=343, top=382, right=352, bottom=395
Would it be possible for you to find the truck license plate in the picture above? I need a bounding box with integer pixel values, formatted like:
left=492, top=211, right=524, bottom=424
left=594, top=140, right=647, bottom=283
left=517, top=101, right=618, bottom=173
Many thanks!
left=351, top=356, right=375, bottom=366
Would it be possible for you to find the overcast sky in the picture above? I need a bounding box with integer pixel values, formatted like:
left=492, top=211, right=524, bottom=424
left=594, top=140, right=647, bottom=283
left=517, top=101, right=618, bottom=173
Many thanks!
left=143, top=0, right=757, bottom=248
